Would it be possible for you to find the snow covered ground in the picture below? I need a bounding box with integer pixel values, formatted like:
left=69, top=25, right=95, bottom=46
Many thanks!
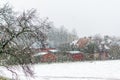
left=1, top=60, right=120, bottom=80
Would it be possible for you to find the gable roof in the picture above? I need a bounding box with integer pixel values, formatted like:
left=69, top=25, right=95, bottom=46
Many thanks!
left=33, top=52, right=48, bottom=57
left=76, top=37, right=90, bottom=48
left=67, top=51, right=82, bottom=54
left=70, top=40, right=78, bottom=45
left=49, top=49, right=59, bottom=53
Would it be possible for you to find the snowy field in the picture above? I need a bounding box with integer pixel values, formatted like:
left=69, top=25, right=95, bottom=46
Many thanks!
left=1, top=60, right=120, bottom=80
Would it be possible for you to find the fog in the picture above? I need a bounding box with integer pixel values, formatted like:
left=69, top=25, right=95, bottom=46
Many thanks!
left=1, top=0, right=120, bottom=37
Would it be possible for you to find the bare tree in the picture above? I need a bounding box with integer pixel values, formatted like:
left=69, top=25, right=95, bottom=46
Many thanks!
left=0, top=4, right=51, bottom=79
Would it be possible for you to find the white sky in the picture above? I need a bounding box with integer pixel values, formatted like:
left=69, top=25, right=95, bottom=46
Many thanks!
left=1, top=0, right=120, bottom=37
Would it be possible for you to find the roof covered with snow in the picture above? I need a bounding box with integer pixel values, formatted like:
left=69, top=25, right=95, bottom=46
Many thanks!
left=33, top=52, right=48, bottom=56
left=70, top=40, right=78, bottom=45
left=49, top=49, right=59, bottom=53
left=67, top=51, right=82, bottom=54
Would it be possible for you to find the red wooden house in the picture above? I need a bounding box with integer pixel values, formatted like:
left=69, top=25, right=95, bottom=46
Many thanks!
left=33, top=48, right=57, bottom=63
left=40, top=52, right=56, bottom=62
left=76, top=37, right=91, bottom=48
left=67, top=51, right=84, bottom=61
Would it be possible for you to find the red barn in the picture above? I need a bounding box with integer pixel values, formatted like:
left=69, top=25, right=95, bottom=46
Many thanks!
left=67, top=51, right=84, bottom=61
left=33, top=48, right=57, bottom=63
left=40, top=53, right=56, bottom=62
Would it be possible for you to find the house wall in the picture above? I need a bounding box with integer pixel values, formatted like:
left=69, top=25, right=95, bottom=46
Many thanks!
left=100, top=52, right=109, bottom=60
left=40, top=53, right=56, bottom=62
left=69, top=53, right=84, bottom=61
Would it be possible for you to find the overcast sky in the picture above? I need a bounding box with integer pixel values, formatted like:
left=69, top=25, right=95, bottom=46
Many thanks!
left=1, top=0, right=120, bottom=37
